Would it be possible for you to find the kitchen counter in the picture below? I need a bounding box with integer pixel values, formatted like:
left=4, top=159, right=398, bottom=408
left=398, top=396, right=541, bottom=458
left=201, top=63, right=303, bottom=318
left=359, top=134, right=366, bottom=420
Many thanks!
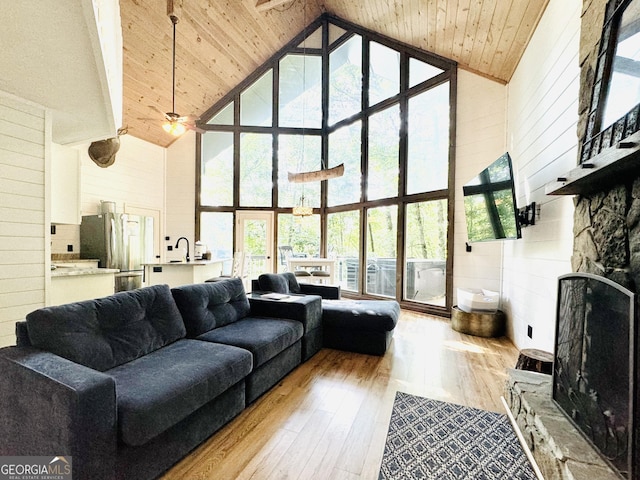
left=51, top=267, right=120, bottom=277
left=143, top=258, right=228, bottom=288
left=143, top=260, right=227, bottom=266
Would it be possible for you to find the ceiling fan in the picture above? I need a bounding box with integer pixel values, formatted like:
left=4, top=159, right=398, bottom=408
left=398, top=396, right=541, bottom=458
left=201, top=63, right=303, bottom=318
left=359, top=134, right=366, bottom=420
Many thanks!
left=142, top=3, right=204, bottom=136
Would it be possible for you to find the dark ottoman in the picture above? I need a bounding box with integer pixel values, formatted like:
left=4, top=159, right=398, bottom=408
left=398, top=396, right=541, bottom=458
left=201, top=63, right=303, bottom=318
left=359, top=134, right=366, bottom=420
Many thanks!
left=321, top=300, right=400, bottom=355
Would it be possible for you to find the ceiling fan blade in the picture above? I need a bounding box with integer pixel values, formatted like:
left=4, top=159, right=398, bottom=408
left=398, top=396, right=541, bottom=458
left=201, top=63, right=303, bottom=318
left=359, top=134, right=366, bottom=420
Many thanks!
left=184, top=123, right=206, bottom=134
left=177, top=114, right=200, bottom=122
left=148, top=105, right=166, bottom=116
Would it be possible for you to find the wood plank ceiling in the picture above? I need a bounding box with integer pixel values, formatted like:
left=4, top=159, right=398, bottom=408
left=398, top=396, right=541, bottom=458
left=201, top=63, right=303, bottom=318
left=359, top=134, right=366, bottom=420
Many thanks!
left=120, top=0, right=549, bottom=148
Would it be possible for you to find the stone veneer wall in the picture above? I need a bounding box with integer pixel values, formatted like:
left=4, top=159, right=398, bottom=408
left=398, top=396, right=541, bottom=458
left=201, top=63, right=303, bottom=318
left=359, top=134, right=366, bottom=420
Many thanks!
left=572, top=0, right=640, bottom=290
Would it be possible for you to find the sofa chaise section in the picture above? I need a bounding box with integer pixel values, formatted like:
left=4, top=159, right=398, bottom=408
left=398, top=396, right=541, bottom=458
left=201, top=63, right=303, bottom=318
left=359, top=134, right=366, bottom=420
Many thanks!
left=253, top=272, right=400, bottom=356
left=322, top=299, right=400, bottom=356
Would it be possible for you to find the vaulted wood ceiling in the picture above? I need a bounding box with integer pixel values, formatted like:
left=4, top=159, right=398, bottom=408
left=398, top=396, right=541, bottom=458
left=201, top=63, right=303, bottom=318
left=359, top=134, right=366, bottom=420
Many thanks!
left=120, top=0, right=549, bottom=148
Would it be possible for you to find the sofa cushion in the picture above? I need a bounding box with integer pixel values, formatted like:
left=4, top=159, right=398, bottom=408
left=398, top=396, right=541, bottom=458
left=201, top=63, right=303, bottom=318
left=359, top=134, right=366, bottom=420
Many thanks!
left=108, top=339, right=252, bottom=447
left=172, top=278, right=250, bottom=336
left=26, top=284, right=186, bottom=371
left=257, top=273, right=294, bottom=294
left=196, top=317, right=303, bottom=367
left=282, top=272, right=302, bottom=293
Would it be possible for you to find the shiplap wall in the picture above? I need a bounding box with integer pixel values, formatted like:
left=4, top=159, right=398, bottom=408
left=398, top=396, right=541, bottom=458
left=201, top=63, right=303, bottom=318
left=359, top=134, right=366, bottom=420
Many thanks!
left=165, top=131, right=197, bottom=260
left=453, top=70, right=506, bottom=298
left=502, top=0, right=581, bottom=351
left=0, top=91, right=48, bottom=347
left=80, top=135, right=166, bottom=216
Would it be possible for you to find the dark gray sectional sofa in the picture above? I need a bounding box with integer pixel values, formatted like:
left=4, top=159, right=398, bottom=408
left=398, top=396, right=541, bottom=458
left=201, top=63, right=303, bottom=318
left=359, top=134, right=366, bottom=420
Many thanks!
left=0, top=278, right=322, bottom=480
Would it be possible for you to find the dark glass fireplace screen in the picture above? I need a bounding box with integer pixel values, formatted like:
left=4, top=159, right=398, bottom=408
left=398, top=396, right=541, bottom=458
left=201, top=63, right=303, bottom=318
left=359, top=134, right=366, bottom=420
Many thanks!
left=553, top=273, right=637, bottom=478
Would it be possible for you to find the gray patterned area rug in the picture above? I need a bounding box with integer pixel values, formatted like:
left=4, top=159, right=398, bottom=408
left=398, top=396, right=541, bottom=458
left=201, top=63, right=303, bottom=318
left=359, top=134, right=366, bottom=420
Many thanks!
left=379, top=392, right=537, bottom=479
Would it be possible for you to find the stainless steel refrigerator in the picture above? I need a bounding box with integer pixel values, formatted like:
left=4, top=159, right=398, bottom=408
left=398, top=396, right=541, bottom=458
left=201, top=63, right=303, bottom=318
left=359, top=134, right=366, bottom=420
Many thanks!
left=80, top=213, right=154, bottom=292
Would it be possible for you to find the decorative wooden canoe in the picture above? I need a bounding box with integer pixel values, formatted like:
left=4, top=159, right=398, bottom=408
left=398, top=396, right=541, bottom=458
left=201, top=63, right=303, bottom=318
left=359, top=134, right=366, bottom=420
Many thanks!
left=287, top=163, right=344, bottom=183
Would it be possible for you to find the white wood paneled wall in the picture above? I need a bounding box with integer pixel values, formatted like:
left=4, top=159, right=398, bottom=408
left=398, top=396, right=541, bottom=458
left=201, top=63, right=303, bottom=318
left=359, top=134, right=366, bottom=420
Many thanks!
left=78, top=135, right=166, bottom=265
left=165, top=131, right=197, bottom=260
left=0, top=91, right=49, bottom=347
left=80, top=135, right=166, bottom=216
left=453, top=70, right=507, bottom=299
left=502, top=0, right=581, bottom=351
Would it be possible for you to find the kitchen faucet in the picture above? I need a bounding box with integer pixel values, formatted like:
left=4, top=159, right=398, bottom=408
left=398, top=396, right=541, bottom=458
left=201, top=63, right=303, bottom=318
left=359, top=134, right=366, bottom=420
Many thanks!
left=175, top=237, right=190, bottom=262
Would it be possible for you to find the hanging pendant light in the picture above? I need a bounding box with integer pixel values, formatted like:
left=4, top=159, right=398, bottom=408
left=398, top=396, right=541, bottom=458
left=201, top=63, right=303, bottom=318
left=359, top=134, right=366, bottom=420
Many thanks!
left=163, top=12, right=182, bottom=135
left=292, top=195, right=313, bottom=217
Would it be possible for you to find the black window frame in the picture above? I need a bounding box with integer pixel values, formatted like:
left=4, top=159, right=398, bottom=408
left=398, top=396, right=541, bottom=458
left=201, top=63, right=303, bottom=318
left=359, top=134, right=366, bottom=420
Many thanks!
left=196, top=14, right=457, bottom=316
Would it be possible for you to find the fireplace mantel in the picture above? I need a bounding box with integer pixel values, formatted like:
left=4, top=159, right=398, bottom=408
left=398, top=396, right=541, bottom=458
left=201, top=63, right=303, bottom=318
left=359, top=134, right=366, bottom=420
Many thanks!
left=546, top=131, right=640, bottom=195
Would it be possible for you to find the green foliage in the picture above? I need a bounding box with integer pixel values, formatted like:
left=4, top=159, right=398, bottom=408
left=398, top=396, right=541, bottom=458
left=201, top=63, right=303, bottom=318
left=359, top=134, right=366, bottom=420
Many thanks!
left=406, top=201, right=447, bottom=260
left=277, top=214, right=320, bottom=258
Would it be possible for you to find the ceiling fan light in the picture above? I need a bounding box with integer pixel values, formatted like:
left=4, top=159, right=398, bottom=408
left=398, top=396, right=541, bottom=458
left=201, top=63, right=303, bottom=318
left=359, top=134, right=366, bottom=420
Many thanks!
left=163, top=121, right=186, bottom=136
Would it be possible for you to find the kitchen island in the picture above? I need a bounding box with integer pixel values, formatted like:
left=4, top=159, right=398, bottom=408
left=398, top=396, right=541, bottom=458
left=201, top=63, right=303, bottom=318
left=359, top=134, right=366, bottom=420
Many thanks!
left=143, top=259, right=227, bottom=288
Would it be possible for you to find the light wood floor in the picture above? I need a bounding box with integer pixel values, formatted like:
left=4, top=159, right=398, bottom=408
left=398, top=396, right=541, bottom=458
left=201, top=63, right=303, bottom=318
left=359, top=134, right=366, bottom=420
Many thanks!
left=162, top=310, right=519, bottom=480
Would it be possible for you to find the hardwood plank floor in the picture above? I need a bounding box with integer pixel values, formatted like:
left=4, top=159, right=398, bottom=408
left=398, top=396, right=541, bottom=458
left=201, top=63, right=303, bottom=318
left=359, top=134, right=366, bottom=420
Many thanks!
left=161, top=310, right=519, bottom=480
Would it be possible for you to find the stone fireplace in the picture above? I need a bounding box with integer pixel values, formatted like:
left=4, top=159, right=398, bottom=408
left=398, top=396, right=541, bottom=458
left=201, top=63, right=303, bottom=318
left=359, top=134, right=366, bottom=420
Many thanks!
left=504, top=0, right=640, bottom=478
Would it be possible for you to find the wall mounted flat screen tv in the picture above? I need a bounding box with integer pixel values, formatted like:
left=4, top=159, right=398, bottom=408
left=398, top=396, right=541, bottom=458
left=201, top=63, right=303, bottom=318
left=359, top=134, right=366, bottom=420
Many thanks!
left=463, top=152, right=521, bottom=242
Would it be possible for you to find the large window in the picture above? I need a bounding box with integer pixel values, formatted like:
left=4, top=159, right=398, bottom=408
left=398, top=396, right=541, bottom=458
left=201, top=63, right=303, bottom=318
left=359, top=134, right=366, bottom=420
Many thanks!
left=407, top=83, right=450, bottom=194
left=366, top=206, right=398, bottom=297
left=368, top=106, right=399, bottom=201
left=328, top=121, right=362, bottom=207
left=277, top=214, right=321, bottom=273
left=240, top=133, right=272, bottom=207
left=405, top=200, right=448, bottom=306
left=199, top=212, right=233, bottom=273
left=198, top=15, right=455, bottom=315
left=201, top=132, right=233, bottom=206
left=329, top=35, right=362, bottom=125
left=327, top=210, right=361, bottom=292
left=278, top=135, right=321, bottom=208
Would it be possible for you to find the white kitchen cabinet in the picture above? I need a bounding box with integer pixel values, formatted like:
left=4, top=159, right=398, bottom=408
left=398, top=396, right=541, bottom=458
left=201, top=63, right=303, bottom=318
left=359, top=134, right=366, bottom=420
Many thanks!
left=50, top=270, right=117, bottom=305
left=51, top=143, right=81, bottom=224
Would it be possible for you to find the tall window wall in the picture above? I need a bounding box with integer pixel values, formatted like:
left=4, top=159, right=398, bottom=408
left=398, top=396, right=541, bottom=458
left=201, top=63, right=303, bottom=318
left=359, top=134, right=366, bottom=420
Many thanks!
left=197, top=15, right=456, bottom=315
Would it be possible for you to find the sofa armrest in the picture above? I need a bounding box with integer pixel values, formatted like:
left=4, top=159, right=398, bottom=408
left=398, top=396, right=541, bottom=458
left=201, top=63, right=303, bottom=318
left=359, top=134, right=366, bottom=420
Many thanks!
left=299, top=283, right=341, bottom=299
left=0, top=346, right=117, bottom=480
left=249, top=295, right=323, bottom=333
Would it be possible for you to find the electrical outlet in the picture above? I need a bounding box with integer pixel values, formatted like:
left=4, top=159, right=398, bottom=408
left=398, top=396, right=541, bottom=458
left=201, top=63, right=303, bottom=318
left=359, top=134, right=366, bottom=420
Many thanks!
left=51, top=225, right=56, bottom=235
left=167, top=245, right=173, bottom=251
left=165, top=236, right=170, bottom=241
left=67, top=244, right=73, bottom=252
left=527, top=325, right=533, bottom=338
